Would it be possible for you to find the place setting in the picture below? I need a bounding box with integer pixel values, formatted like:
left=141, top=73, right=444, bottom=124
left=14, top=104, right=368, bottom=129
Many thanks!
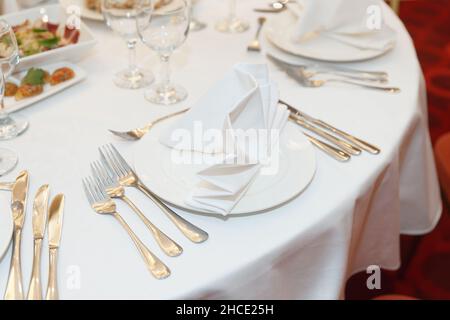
left=0, top=0, right=445, bottom=302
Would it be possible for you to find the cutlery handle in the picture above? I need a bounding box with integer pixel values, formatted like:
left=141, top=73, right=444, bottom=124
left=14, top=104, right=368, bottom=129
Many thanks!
left=291, top=116, right=361, bottom=155
left=303, top=133, right=351, bottom=162
left=137, top=181, right=208, bottom=243
left=27, top=238, right=43, bottom=300
left=113, top=212, right=170, bottom=279
left=316, top=70, right=387, bottom=83
left=144, top=108, right=190, bottom=131
left=4, top=228, right=24, bottom=300
left=0, top=181, right=14, bottom=191
left=313, top=119, right=381, bottom=155
left=45, top=248, right=59, bottom=300
left=121, top=195, right=183, bottom=257
left=327, top=79, right=400, bottom=93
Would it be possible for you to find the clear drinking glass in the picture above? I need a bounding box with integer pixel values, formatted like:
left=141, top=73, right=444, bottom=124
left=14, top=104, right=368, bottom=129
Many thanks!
left=215, top=0, right=249, bottom=33
left=102, top=0, right=154, bottom=89
left=0, top=20, right=29, bottom=174
left=137, top=0, right=190, bottom=105
left=189, top=0, right=206, bottom=32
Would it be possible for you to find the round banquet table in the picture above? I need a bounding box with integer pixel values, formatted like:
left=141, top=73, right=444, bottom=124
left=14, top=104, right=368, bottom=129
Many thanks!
left=0, top=0, right=442, bottom=299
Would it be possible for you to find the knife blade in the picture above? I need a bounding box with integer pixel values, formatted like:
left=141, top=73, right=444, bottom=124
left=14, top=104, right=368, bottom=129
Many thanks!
left=4, top=170, right=29, bottom=300
left=11, top=171, right=29, bottom=228
left=32, top=185, right=50, bottom=240
left=48, top=194, right=64, bottom=249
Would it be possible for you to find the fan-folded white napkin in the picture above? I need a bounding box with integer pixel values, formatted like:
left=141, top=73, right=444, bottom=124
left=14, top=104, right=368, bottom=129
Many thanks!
left=289, top=0, right=396, bottom=51
left=159, top=63, right=289, bottom=215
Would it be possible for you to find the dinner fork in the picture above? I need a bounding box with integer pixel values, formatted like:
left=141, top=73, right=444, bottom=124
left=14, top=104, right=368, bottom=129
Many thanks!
left=82, top=176, right=170, bottom=279
left=91, top=161, right=182, bottom=257
left=247, top=17, right=266, bottom=52
left=294, top=69, right=400, bottom=92
left=109, top=108, right=189, bottom=141
left=99, top=144, right=209, bottom=243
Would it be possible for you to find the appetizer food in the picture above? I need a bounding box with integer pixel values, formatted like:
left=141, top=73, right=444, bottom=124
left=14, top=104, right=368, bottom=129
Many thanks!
left=15, top=84, right=43, bottom=101
left=5, top=83, right=18, bottom=97
left=49, top=67, right=75, bottom=85
left=86, top=0, right=101, bottom=12
left=5, top=66, right=76, bottom=101
left=10, top=19, right=80, bottom=57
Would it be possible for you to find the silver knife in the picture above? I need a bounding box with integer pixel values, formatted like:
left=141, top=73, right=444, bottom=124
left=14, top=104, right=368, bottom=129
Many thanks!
left=4, top=170, right=29, bottom=300
left=27, top=184, right=50, bottom=300
left=280, top=100, right=381, bottom=154
left=46, top=194, right=65, bottom=300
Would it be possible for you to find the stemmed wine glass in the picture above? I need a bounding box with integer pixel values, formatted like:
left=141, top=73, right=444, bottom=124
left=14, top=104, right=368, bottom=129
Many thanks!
left=136, top=0, right=190, bottom=105
left=0, top=20, right=29, bottom=175
left=216, top=0, right=249, bottom=33
left=102, top=0, right=154, bottom=89
left=189, top=0, right=207, bottom=32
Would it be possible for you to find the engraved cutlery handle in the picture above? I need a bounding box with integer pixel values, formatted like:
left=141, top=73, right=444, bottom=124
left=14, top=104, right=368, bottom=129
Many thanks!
left=137, top=181, right=209, bottom=243
left=303, top=132, right=351, bottom=162
left=313, top=119, right=381, bottom=155
left=27, top=238, right=43, bottom=300
left=121, top=195, right=183, bottom=257
left=291, top=116, right=361, bottom=155
left=45, top=248, right=59, bottom=300
left=4, top=228, right=24, bottom=300
left=113, top=212, right=170, bottom=279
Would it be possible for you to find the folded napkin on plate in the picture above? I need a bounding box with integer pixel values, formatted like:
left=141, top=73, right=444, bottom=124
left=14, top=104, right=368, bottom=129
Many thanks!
left=159, top=63, right=289, bottom=215
left=289, top=0, right=396, bottom=51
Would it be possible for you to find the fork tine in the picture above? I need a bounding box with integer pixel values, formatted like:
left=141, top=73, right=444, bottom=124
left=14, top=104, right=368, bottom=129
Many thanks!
left=92, top=160, right=112, bottom=187
left=105, top=144, right=128, bottom=176
left=109, top=144, right=133, bottom=172
left=82, top=178, right=94, bottom=205
left=100, top=145, right=127, bottom=178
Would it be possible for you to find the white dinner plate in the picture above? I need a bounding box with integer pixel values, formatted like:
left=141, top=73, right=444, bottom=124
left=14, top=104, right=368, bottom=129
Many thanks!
left=59, top=0, right=104, bottom=21
left=133, top=117, right=317, bottom=216
left=0, top=193, right=13, bottom=261
left=265, top=10, right=395, bottom=63
left=4, top=62, right=87, bottom=114
left=2, top=4, right=97, bottom=72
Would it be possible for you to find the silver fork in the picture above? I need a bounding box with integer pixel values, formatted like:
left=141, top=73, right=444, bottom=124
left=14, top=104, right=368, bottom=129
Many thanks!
left=82, top=176, right=170, bottom=279
left=99, top=144, right=209, bottom=243
left=294, top=69, right=400, bottom=93
left=109, top=108, right=189, bottom=141
left=247, top=17, right=266, bottom=52
left=91, top=160, right=183, bottom=257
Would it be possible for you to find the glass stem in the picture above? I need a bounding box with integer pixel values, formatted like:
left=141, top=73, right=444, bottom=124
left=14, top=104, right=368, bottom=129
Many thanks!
left=127, top=40, right=138, bottom=76
left=160, top=54, right=171, bottom=90
left=0, top=72, right=9, bottom=122
left=229, top=0, right=236, bottom=21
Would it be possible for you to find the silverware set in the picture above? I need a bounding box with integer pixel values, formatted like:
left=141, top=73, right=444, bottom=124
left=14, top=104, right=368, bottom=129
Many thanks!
left=280, top=100, right=381, bottom=161
left=83, top=144, right=208, bottom=279
left=0, top=171, right=65, bottom=300
left=268, top=54, right=400, bottom=92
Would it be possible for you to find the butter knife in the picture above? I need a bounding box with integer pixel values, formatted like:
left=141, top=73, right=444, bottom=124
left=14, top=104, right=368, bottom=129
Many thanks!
left=280, top=100, right=381, bottom=154
left=46, top=194, right=64, bottom=300
left=4, top=170, right=29, bottom=300
left=27, top=184, right=50, bottom=300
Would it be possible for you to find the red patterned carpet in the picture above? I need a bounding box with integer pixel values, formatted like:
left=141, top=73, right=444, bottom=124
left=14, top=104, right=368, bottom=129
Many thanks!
left=346, top=0, right=450, bottom=300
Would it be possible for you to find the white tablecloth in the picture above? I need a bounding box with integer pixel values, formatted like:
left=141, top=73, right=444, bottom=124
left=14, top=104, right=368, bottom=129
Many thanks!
left=0, top=0, right=442, bottom=299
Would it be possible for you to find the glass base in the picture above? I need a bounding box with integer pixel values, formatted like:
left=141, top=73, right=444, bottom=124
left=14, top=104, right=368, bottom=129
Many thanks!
left=145, top=83, right=188, bottom=105
left=190, top=19, right=207, bottom=31
left=0, top=148, right=18, bottom=176
left=0, top=114, right=29, bottom=140
left=114, top=68, right=154, bottom=89
left=215, top=17, right=249, bottom=33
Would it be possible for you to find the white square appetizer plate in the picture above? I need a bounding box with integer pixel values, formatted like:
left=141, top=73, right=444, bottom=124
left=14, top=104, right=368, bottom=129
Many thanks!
left=2, top=4, right=97, bottom=72
left=4, top=61, right=87, bottom=113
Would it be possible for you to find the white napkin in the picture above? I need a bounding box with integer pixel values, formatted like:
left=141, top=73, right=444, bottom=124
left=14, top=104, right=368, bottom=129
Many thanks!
left=289, top=0, right=396, bottom=51
left=160, top=64, right=289, bottom=215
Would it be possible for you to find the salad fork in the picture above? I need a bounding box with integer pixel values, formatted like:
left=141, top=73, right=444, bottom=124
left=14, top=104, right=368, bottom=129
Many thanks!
left=91, top=160, right=182, bottom=257
left=99, top=144, right=209, bottom=243
left=109, top=108, right=189, bottom=141
left=82, top=176, right=170, bottom=279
